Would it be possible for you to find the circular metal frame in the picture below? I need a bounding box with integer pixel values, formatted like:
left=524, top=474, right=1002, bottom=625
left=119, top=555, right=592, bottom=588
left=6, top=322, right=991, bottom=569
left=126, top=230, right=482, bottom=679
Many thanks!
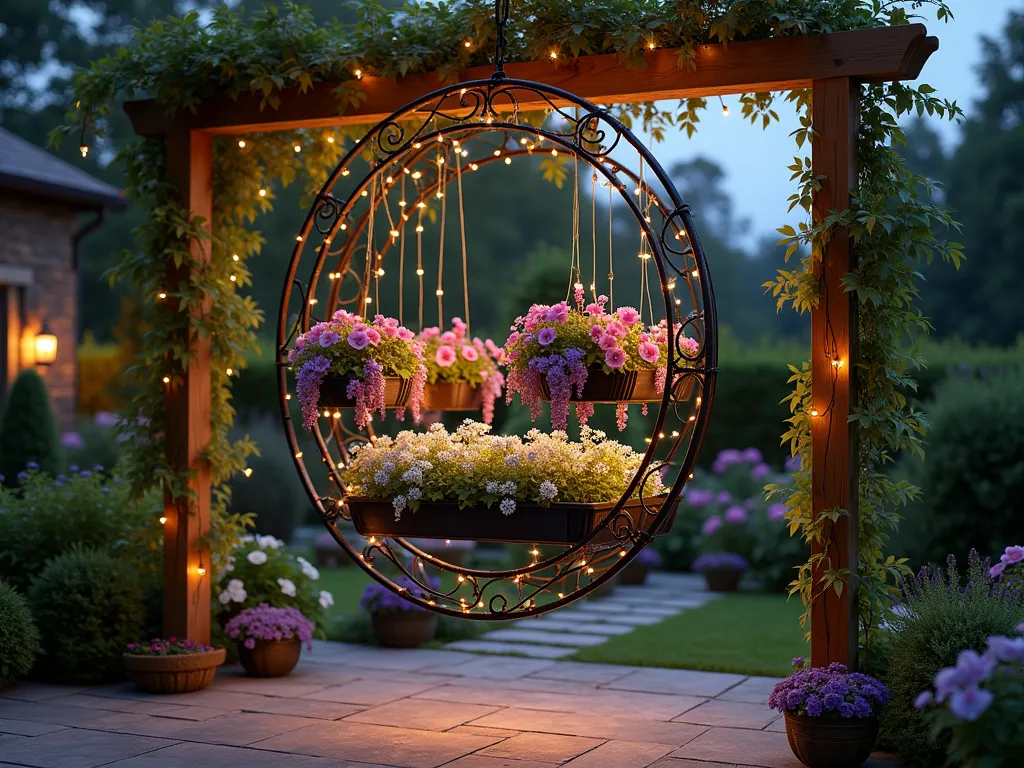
left=277, top=76, right=718, bottom=619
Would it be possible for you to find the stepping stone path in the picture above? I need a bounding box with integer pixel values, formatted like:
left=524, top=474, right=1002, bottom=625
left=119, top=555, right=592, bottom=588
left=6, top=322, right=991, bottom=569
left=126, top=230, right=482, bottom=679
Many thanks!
left=445, top=572, right=720, bottom=658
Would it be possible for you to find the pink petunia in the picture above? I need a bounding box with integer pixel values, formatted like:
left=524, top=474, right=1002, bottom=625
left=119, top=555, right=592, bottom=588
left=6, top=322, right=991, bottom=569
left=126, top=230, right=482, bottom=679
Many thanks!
left=348, top=330, right=369, bottom=350
left=680, top=336, right=700, bottom=354
left=605, top=321, right=626, bottom=339
left=365, top=328, right=381, bottom=346
left=585, top=302, right=605, bottom=316
left=435, top=345, right=457, bottom=367
left=421, top=327, right=441, bottom=339
left=618, top=307, right=641, bottom=326
left=638, top=341, right=660, bottom=363
left=589, top=324, right=604, bottom=342
left=397, top=327, right=415, bottom=341
left=605, top=348, right=626, bottom=368
left=461, top=345, right=479, bottom=361
left=440, top=331, right=457, bottom=344
left=599, top=334, right=619, bottom=351
left=544, top=302, right=569, bottom=324
left=537, top=327, right=557, bottom=346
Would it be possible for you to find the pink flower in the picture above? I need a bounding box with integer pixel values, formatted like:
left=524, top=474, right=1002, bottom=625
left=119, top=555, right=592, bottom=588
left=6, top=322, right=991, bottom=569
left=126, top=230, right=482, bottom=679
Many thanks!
left=638, top=341, right=660, bottom=363
left=440, top=331, right=457, bottom=344
left=605, top=348, right=626, bottom=368
left=680, top=336, right=700, bottom=354
left=702, top=515, right=722, bottom=535
left=1001, top=546, right=1024, bottom=565
left=435, top=345, right=457, bottom=367
left=365, top=328, right=381, bottom=346
left=347, top=330, right=369, bottom=350
left=461, top=345, right=479, bottom=361
left=544, top=302, right=569, bottom=323
left=585, top=302, right=605, bottom=316
left=589, top=325, right=604, bottom=341
left=605, top=321, right=626, bottom=339
left=990, top=561, right=1006, bottom=579
left=506, top=331, right=520, bottom=347
left=421, top=327, right=441, bottom=339
left=618, top=307, right=641, bottom=325
left=537, top=328, right=557, bottom=346
left=397, top=327, right=415, bottom=341
left=599, top=334, right=619, bottom=351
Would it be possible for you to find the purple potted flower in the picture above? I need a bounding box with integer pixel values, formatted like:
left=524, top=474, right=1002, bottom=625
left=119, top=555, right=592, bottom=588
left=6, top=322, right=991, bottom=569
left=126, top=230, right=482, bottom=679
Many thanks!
left=769, top=658, right=890, bottom=768
left=622, top=546, right=663, bottom=585
left=692, top=552, right=748, bottom=592
left=225, top=604, right=314, bottom=677
left=361, top=575, right=440, bottom=648
left=122, top=637, right=226, bottom=694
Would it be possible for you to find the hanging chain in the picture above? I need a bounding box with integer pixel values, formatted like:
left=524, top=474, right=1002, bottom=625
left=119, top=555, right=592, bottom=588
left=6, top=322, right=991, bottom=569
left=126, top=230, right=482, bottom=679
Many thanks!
left=455, top=146, right=471, bottom=335
left=399, top=173, right=407, bottom=326
left=492, top=0, right=511, bottom=80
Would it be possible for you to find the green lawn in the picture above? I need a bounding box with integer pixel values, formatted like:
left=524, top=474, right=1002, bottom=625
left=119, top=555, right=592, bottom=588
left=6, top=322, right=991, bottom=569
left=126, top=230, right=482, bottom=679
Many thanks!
left=571, top=592, right=808, bottom=677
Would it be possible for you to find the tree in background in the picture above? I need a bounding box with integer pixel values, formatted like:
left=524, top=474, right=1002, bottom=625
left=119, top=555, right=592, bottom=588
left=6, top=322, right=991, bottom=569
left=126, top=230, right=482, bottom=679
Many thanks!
left=0, top=370, right=61, bottom=481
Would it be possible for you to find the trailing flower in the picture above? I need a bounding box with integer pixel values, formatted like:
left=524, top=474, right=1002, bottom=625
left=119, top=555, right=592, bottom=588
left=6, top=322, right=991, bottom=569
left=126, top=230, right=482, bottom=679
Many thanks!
left=289, top=311, right=426, bottom=430
left=419, top=317, right=505, bottom=424
left=769, top=658, right=890, bottom=719
left=340, top=419, right=663, bottom=518
left=503, top=294, right=696, bottom=431
left=125, top=638, right=218, bottom=656
left=224, top=604, right=315, bottom=650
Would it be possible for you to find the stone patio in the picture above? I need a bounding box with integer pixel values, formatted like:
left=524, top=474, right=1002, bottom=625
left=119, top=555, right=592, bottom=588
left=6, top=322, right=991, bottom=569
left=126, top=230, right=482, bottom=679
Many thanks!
left=0, top=644, right=901, bottom=768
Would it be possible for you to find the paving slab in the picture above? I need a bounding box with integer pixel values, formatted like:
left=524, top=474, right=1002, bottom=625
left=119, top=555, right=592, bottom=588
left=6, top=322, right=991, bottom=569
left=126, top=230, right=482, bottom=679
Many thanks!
left=715, top=677, right=783, bottom=705
left=342, top=698, right=500, bottom=732
left=111, top=711, right=317, bottom=747
left=468, top=708, right=707, bottom=747
left=672, top=700, right=778, bottom=730
left=0, top=683, right=89, bottom=702
left=561, top=612, right=668, bottom=627
left=477, top=732, right=606, bottom=763
left=669, top=727, right=802, bottom=768
left=511, top=619, right=636, bottom=636
left=447, top=725, right=525, bottom=739
left=562, top=739, right=674, bottom=767
left=440, top=756, right=558, bottom=768
left=305, top=643, right=481, bottom=671
left=0, top=728, right=175, bottom=768
left=101, top=741, right=375, bottom=767
left=238, top=696, right=365, bottom=720
left=573, top=603, right=679, bottom=617
left=446, top=675, right=602, bottom=696
left=603, top=669, right=747, bottom=698
left=252, top=720, right=501, bottom=768
left=0, top=718, right=67, bottom=736
left=529, top=661, right=638, bottom=684
left=0, top=700, right=148, bottom=730
left=305, top=679, right=440, bottom=706
left=47, top=693, right=233, bottom=720
left=478, top=629, right=611, bottom=647
left=421, top=657, right=559, bottom=679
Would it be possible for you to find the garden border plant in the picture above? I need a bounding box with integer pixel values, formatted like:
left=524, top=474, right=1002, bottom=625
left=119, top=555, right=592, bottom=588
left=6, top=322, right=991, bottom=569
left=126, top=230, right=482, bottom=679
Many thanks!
left=58, top=0, right=964, bottom=660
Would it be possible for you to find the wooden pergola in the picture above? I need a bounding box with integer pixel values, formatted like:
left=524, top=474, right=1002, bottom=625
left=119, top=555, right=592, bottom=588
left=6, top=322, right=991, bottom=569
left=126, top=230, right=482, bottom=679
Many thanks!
left=124, top=23, right=937, bottom=669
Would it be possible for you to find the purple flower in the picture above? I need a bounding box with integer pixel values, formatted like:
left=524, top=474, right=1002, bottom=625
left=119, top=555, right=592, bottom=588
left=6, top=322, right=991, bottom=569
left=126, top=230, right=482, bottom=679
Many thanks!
left=769, top=662, right=887, bottom=719
left=348, top=330, right=369, bottom=349
left=990, top=561, right=1006, bottom=579
left=61, top=432, right=84, bottom=449
left=1018, top=622, right=1024, bottom=635
left=987, top=634, right=1024, bottom=662
left=724, top=505, right=748, bottom=525
left=767, top=503, right=787, bottom=522
left=1001, top=545, right=1024, bottom=565
left=319, top=331, right=340, bottom=347
left=26, top=461, right=39, bottom=471
left=751, top=462, right=772, bottom=480
left=954, top=649, right=997, bottom=687
left=312, top=355, right=331, bottom=373
left=805, top=695, right=823, bottom=717
left=225, top=604, right=315, bottom=650
left=784, top=455, right=802, bottom=473
left=692, top=552, right=748, bottom=573
left=701, top=515, right=722, bottom=535
left=948, top=685, right=993, bottom=722
left=715, top=491, right=732, bottom=505
left=360, top=575, right=440, bottom=614
left=742, top=447, right=763, bottom=464
left=94, top=411, right=119, bottom=427
left=712, top=449, right=742, bottom=473
left=914, top=691, right=933, bottom=709
left=685, top=488, right=715, bottom=508
left=537, top=327, right=557, bottom=346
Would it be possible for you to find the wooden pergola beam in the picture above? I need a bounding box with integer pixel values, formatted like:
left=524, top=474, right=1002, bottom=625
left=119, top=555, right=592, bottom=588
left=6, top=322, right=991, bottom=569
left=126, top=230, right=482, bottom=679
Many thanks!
left=125, top=24, right=935, bottom=137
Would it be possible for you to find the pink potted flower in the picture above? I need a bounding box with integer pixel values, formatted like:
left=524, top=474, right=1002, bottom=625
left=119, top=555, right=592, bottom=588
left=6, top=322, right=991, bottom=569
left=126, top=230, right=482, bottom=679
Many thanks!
left=418, top=318, right=505, bottom=422
left=503, top=293, right=699, bottom=431
left=288, top=311, right=426, bottom=430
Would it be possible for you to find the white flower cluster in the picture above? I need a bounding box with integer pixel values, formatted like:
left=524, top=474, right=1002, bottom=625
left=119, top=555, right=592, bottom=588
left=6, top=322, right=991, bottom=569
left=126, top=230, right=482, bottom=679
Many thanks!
left=277, top=577, right=297, bottom=597
left=218, top=578, right=246, bottom=604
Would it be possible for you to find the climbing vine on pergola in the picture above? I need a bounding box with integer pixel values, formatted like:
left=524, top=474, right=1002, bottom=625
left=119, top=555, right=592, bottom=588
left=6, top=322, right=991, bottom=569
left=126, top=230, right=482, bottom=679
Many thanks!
left=60, top=0, right=964, bottom=668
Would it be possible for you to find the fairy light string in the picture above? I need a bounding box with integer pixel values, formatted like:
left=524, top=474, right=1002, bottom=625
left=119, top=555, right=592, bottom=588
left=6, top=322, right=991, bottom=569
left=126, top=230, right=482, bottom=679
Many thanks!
left=455, top=145, right=471, bottom=334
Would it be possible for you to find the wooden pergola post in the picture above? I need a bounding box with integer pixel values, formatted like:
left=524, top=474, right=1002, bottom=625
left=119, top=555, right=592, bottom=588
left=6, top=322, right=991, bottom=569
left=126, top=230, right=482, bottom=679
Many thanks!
left=129, top=26, right=936, bottom=657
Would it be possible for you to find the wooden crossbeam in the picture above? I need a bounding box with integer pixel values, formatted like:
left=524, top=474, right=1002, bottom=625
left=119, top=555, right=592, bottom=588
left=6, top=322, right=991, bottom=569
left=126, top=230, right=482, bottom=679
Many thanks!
left=125, top=24, right=935, bottom=138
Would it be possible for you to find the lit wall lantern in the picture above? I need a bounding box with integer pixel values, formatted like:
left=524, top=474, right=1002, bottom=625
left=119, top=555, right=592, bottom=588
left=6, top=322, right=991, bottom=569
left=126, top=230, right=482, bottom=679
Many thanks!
left=34, top=321, right=58, bottom=366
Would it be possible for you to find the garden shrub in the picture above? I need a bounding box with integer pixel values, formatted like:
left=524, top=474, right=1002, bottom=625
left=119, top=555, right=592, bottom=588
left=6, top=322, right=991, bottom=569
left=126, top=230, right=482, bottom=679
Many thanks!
left=28, top=547, right=145, bottom=684
left=0, top=466, right=161, bottom=592
left=0, top=369, right=61, bottom=482
left=880, top=550, right=1024, bottom=767
left=0, top=579, right=40, bottom=685
left=895, top=369, right=1024, bottom=568
left=61, top=412, right=124, bottom=474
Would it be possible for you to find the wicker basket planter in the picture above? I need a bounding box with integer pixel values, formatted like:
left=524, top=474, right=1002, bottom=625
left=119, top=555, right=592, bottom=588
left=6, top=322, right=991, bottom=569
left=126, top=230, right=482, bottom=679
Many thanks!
left=371, top=611, right=438, bottom=648
left=422, top=380, right=482, bottom=411
left=123, top=648, right=226, bottom=694
left=319, top=374, right=411, bottom=409
left=237, top=638, right=302, bottom=678
left=784, top=714, right=879, bottom=768
left=348, top=496, right=677, bottom=546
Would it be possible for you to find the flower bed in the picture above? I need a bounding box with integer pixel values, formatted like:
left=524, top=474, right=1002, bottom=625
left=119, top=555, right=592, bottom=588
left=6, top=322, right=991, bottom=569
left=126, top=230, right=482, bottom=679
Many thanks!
left=288, top=310, right=426, bottom=430
left=419, top=318, right=504, bottom=422
left=503, top=294, right=699, bottom=431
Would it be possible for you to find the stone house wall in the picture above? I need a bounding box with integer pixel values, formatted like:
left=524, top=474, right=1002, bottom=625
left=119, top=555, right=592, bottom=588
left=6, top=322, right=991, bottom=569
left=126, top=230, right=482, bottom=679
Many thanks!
left=0, top=192, right=79, bottom=433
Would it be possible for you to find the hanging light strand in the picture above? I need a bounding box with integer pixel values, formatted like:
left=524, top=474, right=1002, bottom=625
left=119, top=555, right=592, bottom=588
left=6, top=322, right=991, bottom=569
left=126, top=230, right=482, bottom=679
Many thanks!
left=455, top=148, right=471, bottom=335
left=365, top=174, right=378, bottom=310
left=417, top=204, right=425, bottom=330
left=608, top=175, right=615, bottom=309
left=591, top=172, right=598, bottom=299
left=436, top=145, right=448, bottom=324
left=399, top=173, right=407, bottom=326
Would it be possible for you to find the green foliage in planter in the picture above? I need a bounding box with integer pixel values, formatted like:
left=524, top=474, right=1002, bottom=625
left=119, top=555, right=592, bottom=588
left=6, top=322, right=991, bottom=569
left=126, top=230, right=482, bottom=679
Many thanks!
left=0, top=579, right=40, bottom=685
left=0, top=466, right=161, bottom=592
left=893, top=369, right=1024, bottom=568
left=879, top=551, right=1024, bottom=767
left=28, top=548, right=145, bottom=684
left=0, top=369, right=61, bottom=483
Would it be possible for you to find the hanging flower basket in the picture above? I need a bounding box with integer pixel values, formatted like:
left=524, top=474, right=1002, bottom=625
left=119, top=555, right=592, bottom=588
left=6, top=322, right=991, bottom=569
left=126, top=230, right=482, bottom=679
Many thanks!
left=504, top=295, right=700, bottom=430
left=419, top=319, right=504, bottom=421
left=287, top=310, right=426, bottom=431
left=123, top=640, right=225, bottom=694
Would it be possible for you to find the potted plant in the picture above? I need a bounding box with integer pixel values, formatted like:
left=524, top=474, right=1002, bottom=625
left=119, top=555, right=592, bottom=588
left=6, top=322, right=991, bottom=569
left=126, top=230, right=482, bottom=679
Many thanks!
left=123, top=638, right=226, bottom=694
left=770, top=658, right=890, bottom=768
left=339, top=420, right=676, bottom=545
left=419, top=318, right=505, bottom=420
left=215, top=534, right=334, bottom=632
left=692, top=552, right=749, bottom=592
left=503, top=293, right=700, bottom=431
left=361, top=575, right=439, bottom=648
left=288, top=310, right=427, bottom=430
left=224, top=604, right=314, bottom=677
left=622, top=546, right=662, bottom=585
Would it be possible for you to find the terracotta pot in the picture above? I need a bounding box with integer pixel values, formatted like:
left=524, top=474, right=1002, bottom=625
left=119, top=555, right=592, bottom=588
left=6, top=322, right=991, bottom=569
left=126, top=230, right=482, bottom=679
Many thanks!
left=423, top=380, right=482, bottom=411
left=785, top=713, right=879, bottom=768
left=123, top=648, right=226, bottom=694
left=371, top=610, right=438, bottom=648
left=319, top=374, right=411, bottom=409
left=621, top=562, right=649, bottom=585
left=702, top=568, right=744, bottom=592
left=237, top=638, right=302, bottom=677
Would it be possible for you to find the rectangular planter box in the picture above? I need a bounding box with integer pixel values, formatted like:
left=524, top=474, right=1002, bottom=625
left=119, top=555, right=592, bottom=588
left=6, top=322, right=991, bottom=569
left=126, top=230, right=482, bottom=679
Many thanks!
left=347, top=496, right=677, bottom=545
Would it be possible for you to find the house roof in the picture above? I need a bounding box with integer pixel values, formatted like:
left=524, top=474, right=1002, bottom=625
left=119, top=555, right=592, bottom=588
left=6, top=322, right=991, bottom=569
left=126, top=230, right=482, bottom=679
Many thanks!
left=0, top=128, right=128, bottom=210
